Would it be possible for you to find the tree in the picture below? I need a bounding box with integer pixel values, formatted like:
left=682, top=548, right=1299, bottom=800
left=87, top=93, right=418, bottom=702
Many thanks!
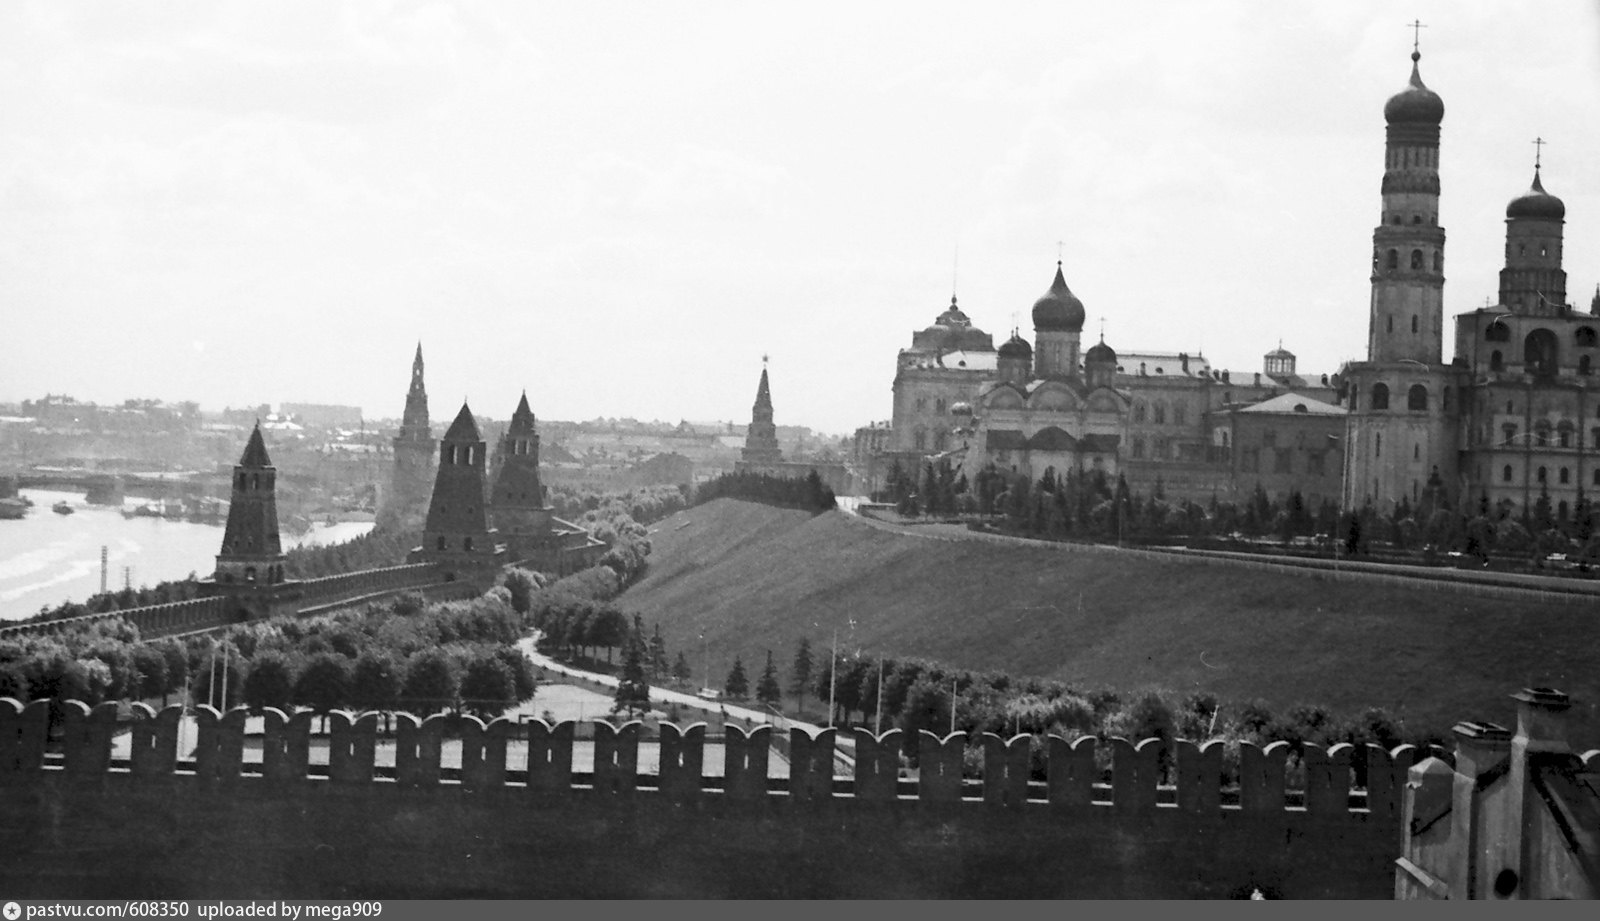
left=401, top=650, right=459, bottom=716
left=671, top=652, right=692, bottom=685
left=493, top=647, right=537, bottom=702
left=790, top=638, right=813, bottom=714
left=612, top=636, right=651, bottom=718
left=723, top=656, right=749, bottom=700
left=243, top=650, right=298, bottom=713
left=351, top=650, right=401, bottom=722
left=648, top=625, right=669, bottom=680
left=503, top=568, right=539, bottom=616
left=293, top=653, right=351, bottom=716
left=755, top=650, right=781, bottom=709
left=459, top=655, right=516, bottom=719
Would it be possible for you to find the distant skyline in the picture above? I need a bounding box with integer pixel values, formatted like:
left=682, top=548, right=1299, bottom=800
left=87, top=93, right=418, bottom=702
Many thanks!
left=4, top=1, right=1599, bottom=435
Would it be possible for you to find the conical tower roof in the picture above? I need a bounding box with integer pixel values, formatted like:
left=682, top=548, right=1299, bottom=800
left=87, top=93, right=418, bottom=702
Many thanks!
left=443, top=403, right=481, bottom=442
left=238, top=423, right=273, bottom=467
left=753, top=367, right=772, bottom=411
left=508, top=391, right=536, bottom=434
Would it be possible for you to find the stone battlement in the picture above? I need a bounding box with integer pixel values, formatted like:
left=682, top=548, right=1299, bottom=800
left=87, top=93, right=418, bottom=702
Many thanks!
left=0, top=697, right=1417, bottom=897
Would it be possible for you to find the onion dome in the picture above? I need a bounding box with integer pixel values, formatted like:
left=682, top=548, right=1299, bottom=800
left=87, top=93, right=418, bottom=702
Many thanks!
left=997, top=332, right=1033, bottom=360
left=1031, top=262, right=1086, bottom=333
left=1384, top=52, right=1444, bottom=125
left=950, top=401, right=973, bottom=417
left=1085, top=339, right=1117, bottom=364
left=1507, top=169, right=1565, bottom=221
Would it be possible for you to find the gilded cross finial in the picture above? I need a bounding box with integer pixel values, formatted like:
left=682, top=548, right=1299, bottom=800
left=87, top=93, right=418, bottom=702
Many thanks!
left=761, top=353, right=769, bottom=366
left=1409, top=19, right=1427, bottom=56
left=1533, top=136, right=1547, bottom=170
left=1057, top=240, right=1064, bottom=265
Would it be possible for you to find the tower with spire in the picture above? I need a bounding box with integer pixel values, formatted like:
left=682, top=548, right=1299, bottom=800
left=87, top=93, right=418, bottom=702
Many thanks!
left=413, top=402, right=504, bottom=579
left=382, top=343, right=437, bottom=530
left=1341, top=39, right=1463, bottom=513
left=740, top=359, right=784, bottom=466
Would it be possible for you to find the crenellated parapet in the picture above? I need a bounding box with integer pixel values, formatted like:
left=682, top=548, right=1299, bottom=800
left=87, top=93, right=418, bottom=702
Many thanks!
left=0, top=697, right=1426, bottom=897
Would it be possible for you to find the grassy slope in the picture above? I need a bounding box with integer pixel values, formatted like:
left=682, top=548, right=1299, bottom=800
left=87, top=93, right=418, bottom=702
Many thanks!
left=627, top=500, right=1600, bottom=742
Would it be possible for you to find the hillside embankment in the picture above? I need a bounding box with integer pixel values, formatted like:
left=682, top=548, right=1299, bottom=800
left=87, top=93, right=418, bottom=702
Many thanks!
left=625, top=499, right=1600, bottom=742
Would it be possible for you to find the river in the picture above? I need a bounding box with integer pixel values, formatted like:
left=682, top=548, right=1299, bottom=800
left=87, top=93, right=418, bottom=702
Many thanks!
left=0, top=489, right=375, bottom=622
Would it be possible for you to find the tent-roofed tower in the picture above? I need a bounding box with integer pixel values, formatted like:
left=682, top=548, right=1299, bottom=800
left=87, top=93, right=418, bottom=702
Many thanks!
left=491, top=392, right=552, bottom=538
left=382, top=342, right=436, bottom=529
left=215, top=423, right=287, bottom=586
left=413, top=402, right=504, bottom=578
left=740, top=359, right=783, bottom=465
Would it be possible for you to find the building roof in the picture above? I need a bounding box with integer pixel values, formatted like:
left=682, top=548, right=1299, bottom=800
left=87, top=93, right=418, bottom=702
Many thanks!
left=1237, top=391, right=1346, bottom=416
left=1384, top=53, right=1444, bottom=125
left=1118, top=351, right=1210, bottom=377
left=1507, top=168, right=1566, bottom=222
left=1032, top=263, right=1086, bottom=333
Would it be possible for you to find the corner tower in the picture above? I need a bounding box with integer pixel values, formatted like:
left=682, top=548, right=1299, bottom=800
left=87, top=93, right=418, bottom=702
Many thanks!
left=215, top=424, right=286, bottom=585
left=382, top=343, right=436, bottom=529
left=740, top=360, right=783, bottom=465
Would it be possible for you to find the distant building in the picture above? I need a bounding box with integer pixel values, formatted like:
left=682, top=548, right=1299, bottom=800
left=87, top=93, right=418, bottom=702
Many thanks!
left=279, top=402, right=364, bottom=430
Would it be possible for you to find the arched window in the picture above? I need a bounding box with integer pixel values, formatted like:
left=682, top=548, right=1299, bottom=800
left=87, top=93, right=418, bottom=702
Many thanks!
left=1371, top=382, right=1390, bottom=410
left=1407, top=384, right=1428, bottom=411
left=1537, top=466, right=1548, bottom=484
left=935, top=398, right=946, bottom=414
left=1583, top=355, right=1593, bottom=376
left=1173, top=403, right=1186, bottom=425
left=236, top=473, right=246, bottom=490
left=1558, top=425, right=1572, bottom=448
left=1490, top=350, right=1503, bottom=372
left=1486, top=322, right=1510, bottom=342
left=934, top=430, right=948, bottom=451
left=1559, top=468, right=1570, bottom=485
left=1503, top=424, right=1519, bottom=444
left=1132, top=437, right=1145, bottom=459
left=1503, top=465, right=1514, bottom=483
left=1387, top=249, right=1399, bottom=270
left=1594, top=469, right=1600, bottom=487
left=913, top=427, right=926, bottom=450
left=1535, top=424, right=1550, bottom=447
left=1411, top=315, right=1419, bottom=333
left=1133, top=402, right=1146, bottom=423
left=1524, top=328, right=1560, bottom=380
left=1375, top=433, right=1382, bottom=456
left=1153, top=403, right=1166, bottom=424
left=1410, top=249, right=1424, bottom=270
left=1577, top=327, right=1598, bottom=347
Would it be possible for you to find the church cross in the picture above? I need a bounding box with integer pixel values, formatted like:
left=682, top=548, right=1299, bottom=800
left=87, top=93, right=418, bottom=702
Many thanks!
left=1057, top=240, right=1064, bottom=264
left=1533, top=136, right=1547, bottom=169
left=1409, top=19, right=1427, bottom=53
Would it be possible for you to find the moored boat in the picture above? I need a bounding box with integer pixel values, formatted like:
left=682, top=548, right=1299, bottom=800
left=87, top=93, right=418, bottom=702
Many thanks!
left=52, top=501, right=74, bottom=515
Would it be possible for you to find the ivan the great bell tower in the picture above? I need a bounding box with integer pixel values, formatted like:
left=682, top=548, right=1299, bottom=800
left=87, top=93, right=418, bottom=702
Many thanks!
left=1342, top=39, right=1463, bottom=513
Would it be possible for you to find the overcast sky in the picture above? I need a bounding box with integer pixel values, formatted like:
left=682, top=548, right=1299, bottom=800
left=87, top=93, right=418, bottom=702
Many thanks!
left=4, top=1, right=1598, bottom=435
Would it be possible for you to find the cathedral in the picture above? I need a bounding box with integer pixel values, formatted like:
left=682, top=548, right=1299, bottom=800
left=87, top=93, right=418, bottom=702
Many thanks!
left=871, top=44, right=1597, bottom=522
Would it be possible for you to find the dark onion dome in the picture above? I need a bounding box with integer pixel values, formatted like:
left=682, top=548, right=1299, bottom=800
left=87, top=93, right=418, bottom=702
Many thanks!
left=1507, top=169, right=1566, bottom=221
left=1384, top=52, right=1444, bottom=125
left=997, top=332, right=1033, bottom=359
left=1031, top=262, right=1085, bottom=333
left=1085, top=338, right=1117, bottom=364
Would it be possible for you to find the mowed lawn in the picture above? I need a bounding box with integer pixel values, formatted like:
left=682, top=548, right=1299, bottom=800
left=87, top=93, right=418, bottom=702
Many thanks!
left=626, top=499, right=1600, bottom=743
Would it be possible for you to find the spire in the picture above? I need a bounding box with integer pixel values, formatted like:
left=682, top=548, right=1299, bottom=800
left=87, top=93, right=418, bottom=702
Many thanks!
left=754, top=365, right=773, bottom=412
left=239, top=423, right=272, bottom=468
